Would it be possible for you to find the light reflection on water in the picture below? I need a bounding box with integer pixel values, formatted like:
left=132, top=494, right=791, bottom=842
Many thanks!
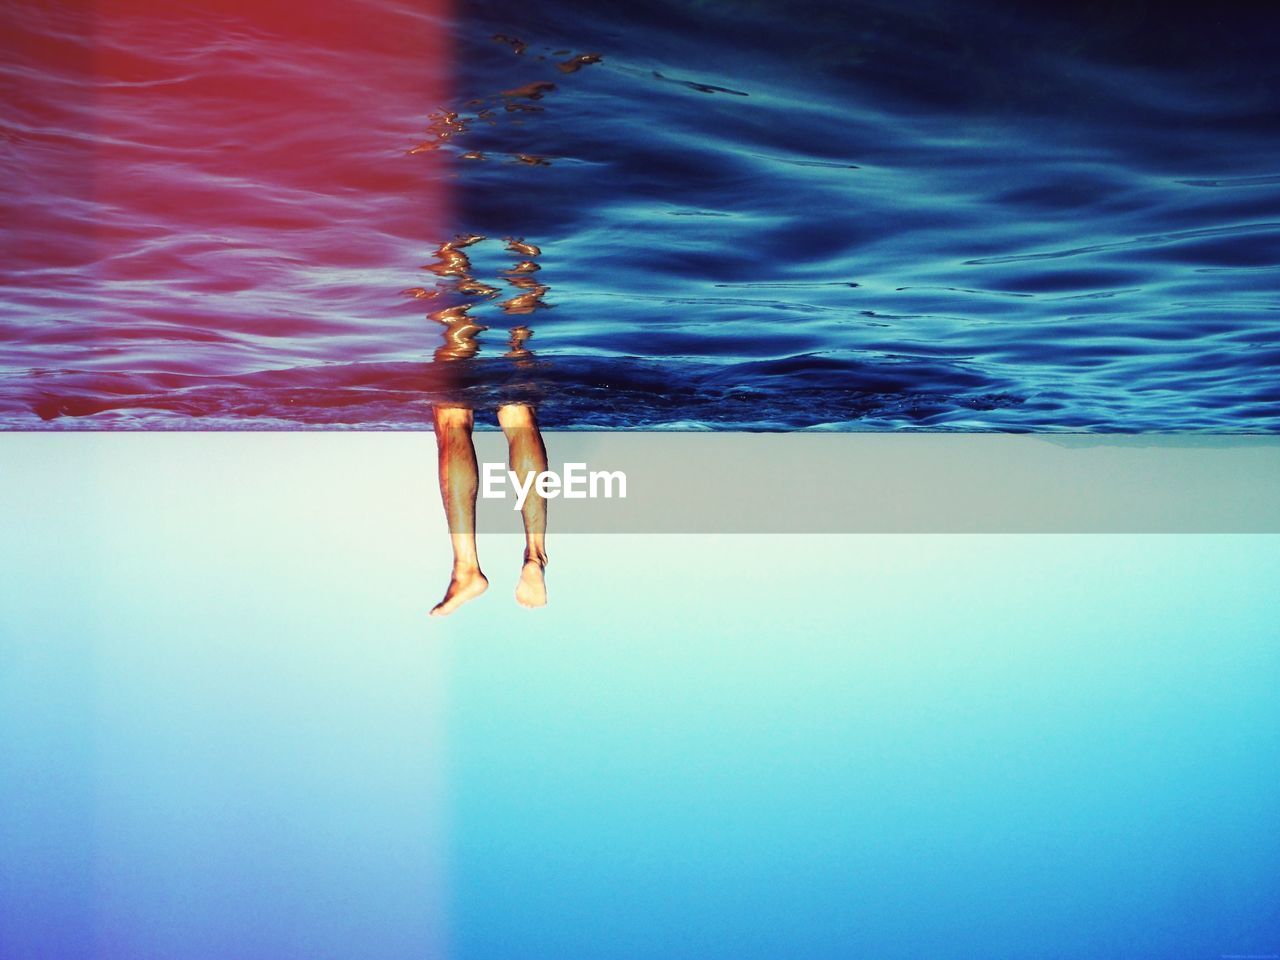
left=2, top=0, right=1279, bottom=428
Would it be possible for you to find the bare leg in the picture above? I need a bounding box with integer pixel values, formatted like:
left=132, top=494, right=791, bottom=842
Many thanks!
left=498, top=403, right=548, bottom=608
left=430, top=405, right=488, bottom=616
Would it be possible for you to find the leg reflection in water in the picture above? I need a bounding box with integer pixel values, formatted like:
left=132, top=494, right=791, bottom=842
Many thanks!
left=430, top=402, right=549, bottom=616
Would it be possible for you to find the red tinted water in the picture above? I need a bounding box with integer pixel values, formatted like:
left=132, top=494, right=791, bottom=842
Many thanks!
left=2, top=0, right=453, bottom=424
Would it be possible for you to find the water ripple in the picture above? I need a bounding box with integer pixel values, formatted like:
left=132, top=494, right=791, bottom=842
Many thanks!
left=2, top=0, right=1279, bottom=430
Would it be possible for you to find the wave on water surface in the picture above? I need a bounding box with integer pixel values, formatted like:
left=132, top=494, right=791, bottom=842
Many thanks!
left=2, top=0, right=1279, bottom=429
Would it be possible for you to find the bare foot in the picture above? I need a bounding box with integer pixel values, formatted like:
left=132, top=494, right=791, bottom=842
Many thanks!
left=515, top=559, right=547, bottom=608
left=431, top=568, right=489, bottom=616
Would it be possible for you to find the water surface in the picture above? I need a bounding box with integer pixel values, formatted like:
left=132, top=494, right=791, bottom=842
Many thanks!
left=3, top=0, right=1278, bottom=429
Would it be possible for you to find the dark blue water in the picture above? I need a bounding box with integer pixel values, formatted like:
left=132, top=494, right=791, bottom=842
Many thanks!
left=3, top=0, right=1279, bottom=429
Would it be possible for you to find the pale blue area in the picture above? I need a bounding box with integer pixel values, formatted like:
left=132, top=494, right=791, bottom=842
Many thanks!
left=0, top=437, right=451, bottom=960
left=2, top=437, right=1279, bottom=959
left=439, top=534, right=1280, bottom=959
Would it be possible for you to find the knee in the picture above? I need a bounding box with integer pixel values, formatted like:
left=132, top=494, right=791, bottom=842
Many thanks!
left=434, top=405, right=474, bottom=432
left=498, top=403, right=537, bottom=431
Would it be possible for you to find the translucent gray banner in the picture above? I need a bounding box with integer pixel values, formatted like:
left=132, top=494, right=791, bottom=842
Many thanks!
left=467, top=433, right=1280, bottom=533
left=3, top=433, right=1277, bottom=534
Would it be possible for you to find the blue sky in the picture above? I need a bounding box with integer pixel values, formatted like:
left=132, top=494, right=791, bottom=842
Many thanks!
left=2, top=435, right=1278, bottom=959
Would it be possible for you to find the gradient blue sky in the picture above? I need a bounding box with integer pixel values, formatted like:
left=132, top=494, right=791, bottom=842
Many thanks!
left=2, top=435, right=1278, bottom=959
